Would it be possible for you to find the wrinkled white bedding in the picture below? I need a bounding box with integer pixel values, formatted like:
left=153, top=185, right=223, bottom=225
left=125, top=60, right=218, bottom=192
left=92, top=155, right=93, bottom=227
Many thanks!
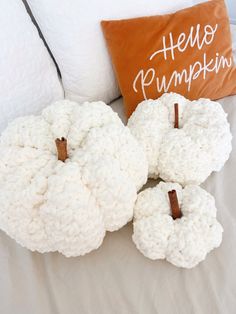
left=0, top=25, right=236, bottom=314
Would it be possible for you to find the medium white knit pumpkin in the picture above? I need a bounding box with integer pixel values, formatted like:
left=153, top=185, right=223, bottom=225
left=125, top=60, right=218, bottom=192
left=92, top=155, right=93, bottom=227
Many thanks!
left=0, top=100, right=148, bottom=257
left=128, top=92, right=232, bottom=186
left=132, top=182, right=223, bottom=268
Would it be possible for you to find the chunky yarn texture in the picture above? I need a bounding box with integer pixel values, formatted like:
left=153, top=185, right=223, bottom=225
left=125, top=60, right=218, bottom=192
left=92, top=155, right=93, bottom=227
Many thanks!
left=132, top=182, right=223, bottom=268
left=128, top=92, right=232, bottom=185
left=0, top=100, right=148, bottom=257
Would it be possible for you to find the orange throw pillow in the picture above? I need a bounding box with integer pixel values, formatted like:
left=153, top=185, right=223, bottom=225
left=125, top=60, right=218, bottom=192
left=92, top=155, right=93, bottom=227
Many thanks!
left=102, top=0, right=236, bottom=117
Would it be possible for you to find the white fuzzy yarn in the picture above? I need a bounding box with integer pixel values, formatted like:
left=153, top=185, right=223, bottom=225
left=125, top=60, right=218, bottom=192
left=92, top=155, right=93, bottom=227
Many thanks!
left=0, top=100, right=148, bottom=257
left=133, top=182, right=223, bottom=268
left=128, top=92, right=232, bottom=185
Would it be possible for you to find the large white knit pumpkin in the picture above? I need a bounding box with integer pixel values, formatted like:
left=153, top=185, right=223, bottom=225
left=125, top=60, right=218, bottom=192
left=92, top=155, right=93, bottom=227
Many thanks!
left=0, top=100, right=148, bottom=257
left=128, top=92, right=232, bottom=186
left=133, top=182, right=223, bottom=268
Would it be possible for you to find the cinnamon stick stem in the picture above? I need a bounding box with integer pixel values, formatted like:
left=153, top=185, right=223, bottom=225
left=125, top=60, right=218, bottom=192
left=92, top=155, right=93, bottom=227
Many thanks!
left=55, top=137, right=68, bottom=162
left=168, top=190, right=182, bottom=220
left=174, top=103, right=179, bottom=129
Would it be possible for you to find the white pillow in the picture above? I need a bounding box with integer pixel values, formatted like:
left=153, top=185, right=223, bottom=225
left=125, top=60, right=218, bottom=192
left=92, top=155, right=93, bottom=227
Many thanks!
left=0, top=0, right=63, bottom=132
left=26, top=0, right=200, bottom=105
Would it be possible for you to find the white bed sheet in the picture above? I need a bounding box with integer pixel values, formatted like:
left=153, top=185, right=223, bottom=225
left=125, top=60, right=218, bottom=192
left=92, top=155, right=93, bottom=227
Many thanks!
left=0, top=25, right=236, bottom=314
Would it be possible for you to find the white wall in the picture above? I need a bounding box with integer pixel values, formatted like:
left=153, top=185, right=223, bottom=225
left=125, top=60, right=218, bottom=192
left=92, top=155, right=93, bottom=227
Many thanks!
left=226, top=0, right=236, bottom=24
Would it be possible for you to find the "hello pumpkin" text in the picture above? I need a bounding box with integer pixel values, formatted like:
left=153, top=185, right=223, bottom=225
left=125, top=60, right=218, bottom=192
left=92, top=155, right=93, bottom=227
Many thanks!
left=133, top=24, right=233, bottom=99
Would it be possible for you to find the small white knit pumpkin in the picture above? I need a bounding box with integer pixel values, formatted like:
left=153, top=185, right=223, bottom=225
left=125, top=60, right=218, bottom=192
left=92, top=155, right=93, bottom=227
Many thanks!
left=128, top=92, right=232, bottom=186
left=132, top=182, right=223, bottom=268
left=0, top=100, right=148, bottom=257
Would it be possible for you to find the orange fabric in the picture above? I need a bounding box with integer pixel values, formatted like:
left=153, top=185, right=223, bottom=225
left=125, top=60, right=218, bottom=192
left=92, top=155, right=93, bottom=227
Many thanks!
left=101, top=0, right=236, bottom=118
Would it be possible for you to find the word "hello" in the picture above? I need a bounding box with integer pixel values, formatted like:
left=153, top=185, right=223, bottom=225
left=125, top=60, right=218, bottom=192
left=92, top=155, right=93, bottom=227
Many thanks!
left=149, top=24, right=218, bottom=61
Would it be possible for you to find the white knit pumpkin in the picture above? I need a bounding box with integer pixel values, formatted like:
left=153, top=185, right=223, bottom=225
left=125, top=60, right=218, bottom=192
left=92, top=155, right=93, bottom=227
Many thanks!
left=0, top=100, right=148, bottom=257
left=133, top=182, right=223, bottom=268
left=128, top=92, right=232, bottom=186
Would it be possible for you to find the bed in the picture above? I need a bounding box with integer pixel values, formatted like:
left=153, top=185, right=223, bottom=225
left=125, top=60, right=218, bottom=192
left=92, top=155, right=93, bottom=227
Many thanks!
left=1, top=25, right=236, bottom=314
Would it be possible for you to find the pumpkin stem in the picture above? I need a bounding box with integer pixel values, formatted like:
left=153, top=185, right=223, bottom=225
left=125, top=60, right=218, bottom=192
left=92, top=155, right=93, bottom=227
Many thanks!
left=168, top=190, right=182, bottom=220
left=55, top=137, right=68, bottom=162
left=174, top=103, right=179, bottom=128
